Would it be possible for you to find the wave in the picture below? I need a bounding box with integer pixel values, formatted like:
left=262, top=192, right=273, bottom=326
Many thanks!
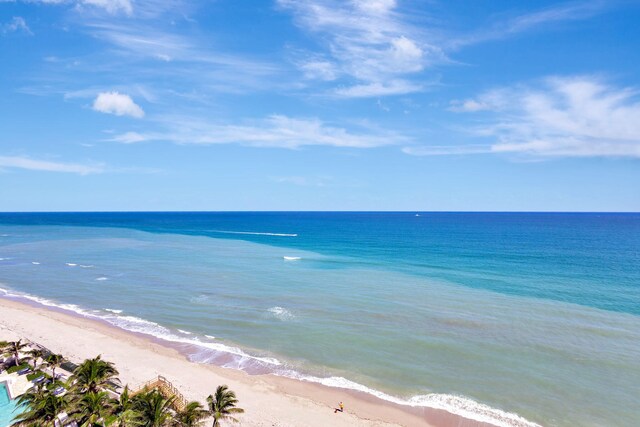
left=95, top=277, right=108, bottom=281
left=32, top=262, right=41, bottom=265
left=209, top=230, right=297, bottom=237
left=0, top=287, right=539, bottom=427
left=0, top=286, right=282, bottom=371
left=79, top=265, right=94, bottom=268
left=178, top=329, right=193, bottom=335
left=278, top=373, right=540, bottom=427
left=104, top=308, right=123, bottom=314
left=268, top=306, right=295, bottom=321
left=283, top=256, right=301, bottom=261
left=205, top=335, right=216, bottom=340
left=65, top=263, right=77, bottom=267
left=189, top=294, right=209, bottom=304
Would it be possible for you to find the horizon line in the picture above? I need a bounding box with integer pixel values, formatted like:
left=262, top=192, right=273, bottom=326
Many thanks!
left=0, top=210, right=638, bottom=214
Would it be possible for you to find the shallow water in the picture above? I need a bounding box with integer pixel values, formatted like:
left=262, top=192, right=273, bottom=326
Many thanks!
left=0, top=213, right=639, bottom=427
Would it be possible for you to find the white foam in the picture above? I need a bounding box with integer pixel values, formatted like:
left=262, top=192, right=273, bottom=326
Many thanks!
left=205, top=335, right=216, bottom=340
left=268, top=306, right=295, bottom=321
left=283, top=256, right=301, bottom=261
left=79, top=265, right=94, bottom=268
left=104, top=308, right=123, bottom=314
left=210, top=230, right=297, bottom=237
left=0, top=287, right=537, bottom=427
left=65, top=263, right=77, bottom=267
left=32, top=262, right=41, bottom=265
left=189, top=295, right=209, bottom=304
left=279, top=372, right=540, bottom=427
left=0, top=257, right=11, bottom=261
left=178, top=329, right=193, bottom=335
left=96, top=277, right=108, bottom=281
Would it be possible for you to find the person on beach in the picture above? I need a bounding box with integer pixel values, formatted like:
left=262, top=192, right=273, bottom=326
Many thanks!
left=334, top=402, right=344, bottom=413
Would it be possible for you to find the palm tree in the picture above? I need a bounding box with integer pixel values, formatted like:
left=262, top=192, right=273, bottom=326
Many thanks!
left=45, top=353, right=64, bottom=379
left=133, top=390, right=175, bottom=427
left=71, top=355, right=120, bottom=393
left=172, top=401, right=208, bottom=427
left=12, top=388, right=69, bottom=427
left=109, top=386, right=142, bottom=427
left=2, top=340, right=29, bottom=367
left=206, top=386, right=243, bottom=427
left=72, top=391, right=114, bottom=427
left=27, top=348, right=45, bottom=370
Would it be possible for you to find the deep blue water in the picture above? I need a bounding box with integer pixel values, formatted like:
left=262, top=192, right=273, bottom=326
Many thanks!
left=1, top=212, right=638, bottom=314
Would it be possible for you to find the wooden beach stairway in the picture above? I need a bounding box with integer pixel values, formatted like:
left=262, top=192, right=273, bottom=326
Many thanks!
left=131, top=375, right=188, bottom=411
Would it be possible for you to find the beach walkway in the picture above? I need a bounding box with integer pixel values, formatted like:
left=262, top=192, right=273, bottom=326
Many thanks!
left=131, top=375, right=188, bottom=411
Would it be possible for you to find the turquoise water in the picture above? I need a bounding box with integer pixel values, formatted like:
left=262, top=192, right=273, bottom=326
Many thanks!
left=0, top=383, right=19, bottom=427
left=0, top=213, right=639, bottom=426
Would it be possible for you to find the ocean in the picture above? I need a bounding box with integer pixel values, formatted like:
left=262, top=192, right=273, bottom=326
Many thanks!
left=0, top=212, right=638, bottom=426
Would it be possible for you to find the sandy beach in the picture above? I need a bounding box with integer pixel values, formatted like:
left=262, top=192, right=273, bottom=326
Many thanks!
left=0, top=297, right=494, bottom=427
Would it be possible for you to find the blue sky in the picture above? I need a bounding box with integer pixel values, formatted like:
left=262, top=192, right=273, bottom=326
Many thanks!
left=1, top=0, right=639, bottom=211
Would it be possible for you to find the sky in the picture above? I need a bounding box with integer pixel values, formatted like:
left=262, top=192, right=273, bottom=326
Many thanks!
left=1, top=0, right=640, bottom=211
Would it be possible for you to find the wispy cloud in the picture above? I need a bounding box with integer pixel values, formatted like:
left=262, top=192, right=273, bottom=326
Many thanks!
left=110, top=114, right=408, bottom=149
left=92, top=91, right=145, bottom=118
left=82, top=0, right=133, bottom=16
left=450, top=1, right=611, bottom=48
left=3, top=0, right=180, bottom=17
left=278, top=0, right=444, bottom=97
left=0, top=155, right=104, bottom=174
left=433, top=76, right=640, bottom=158
left=1, top=17, right=32, bottom=35
left=402, top=145, right=492, bottom=156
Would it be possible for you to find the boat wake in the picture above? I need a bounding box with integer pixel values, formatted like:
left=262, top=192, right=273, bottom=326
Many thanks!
left=209, top=230, right=297, bottom=237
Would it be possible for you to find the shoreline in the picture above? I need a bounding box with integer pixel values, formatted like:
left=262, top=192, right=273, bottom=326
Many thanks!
left=0, top=296, right=501, bottom=427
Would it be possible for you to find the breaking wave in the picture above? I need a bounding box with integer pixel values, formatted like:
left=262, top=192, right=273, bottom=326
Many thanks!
left=268, top=306, right=295, bottom=321
left=0, top=288, right=540, bottom=427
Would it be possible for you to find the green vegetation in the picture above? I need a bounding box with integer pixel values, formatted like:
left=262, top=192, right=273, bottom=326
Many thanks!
left=26, top=371, right=47, bottom=382
left=1, top=340, right=29, bottom=367
left=46, top=353, right=64, bottom=380
left=9, top=354, right=243, bottom=427
left=206, top=385, right=244, bottom=427
left=6, top=363, right=30, bottom=374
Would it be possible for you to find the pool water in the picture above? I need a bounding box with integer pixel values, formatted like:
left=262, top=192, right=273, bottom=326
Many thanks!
left=0, top=383, right=20, bottom=427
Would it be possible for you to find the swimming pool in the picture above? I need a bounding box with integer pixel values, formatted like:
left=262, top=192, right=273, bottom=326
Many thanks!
left=0, top=383, right=20, bottom=427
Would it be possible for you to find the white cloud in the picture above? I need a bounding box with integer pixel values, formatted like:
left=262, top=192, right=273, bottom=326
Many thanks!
left=278, top=0, right=442, bottom=97
left=1, top=17, right=32, bottom=35
left=448, top=99, right=492, bottom=113
left=352, top=0, right=396, bottom=15
left=450, top=1, right=611, bottom=48
left=299, top=60, right=338, bottom=81
left=111, top=114, right=408, bottom=149
left=335, top=80, right=423, bottom=98
left=0, top=155, right=104, bottom=174
left=447, top=76, right=640, bottom=158
left=92, top=92, right=145, bottom=118
left=82, top=0, right=132, bottom=15
left=108, top=131, right=146, bottom=143
left=402, top=145, right=491, bottom=156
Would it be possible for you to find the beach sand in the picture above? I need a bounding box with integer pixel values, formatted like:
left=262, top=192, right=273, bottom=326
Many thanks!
left=0, top=297, right=493, bottom=427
